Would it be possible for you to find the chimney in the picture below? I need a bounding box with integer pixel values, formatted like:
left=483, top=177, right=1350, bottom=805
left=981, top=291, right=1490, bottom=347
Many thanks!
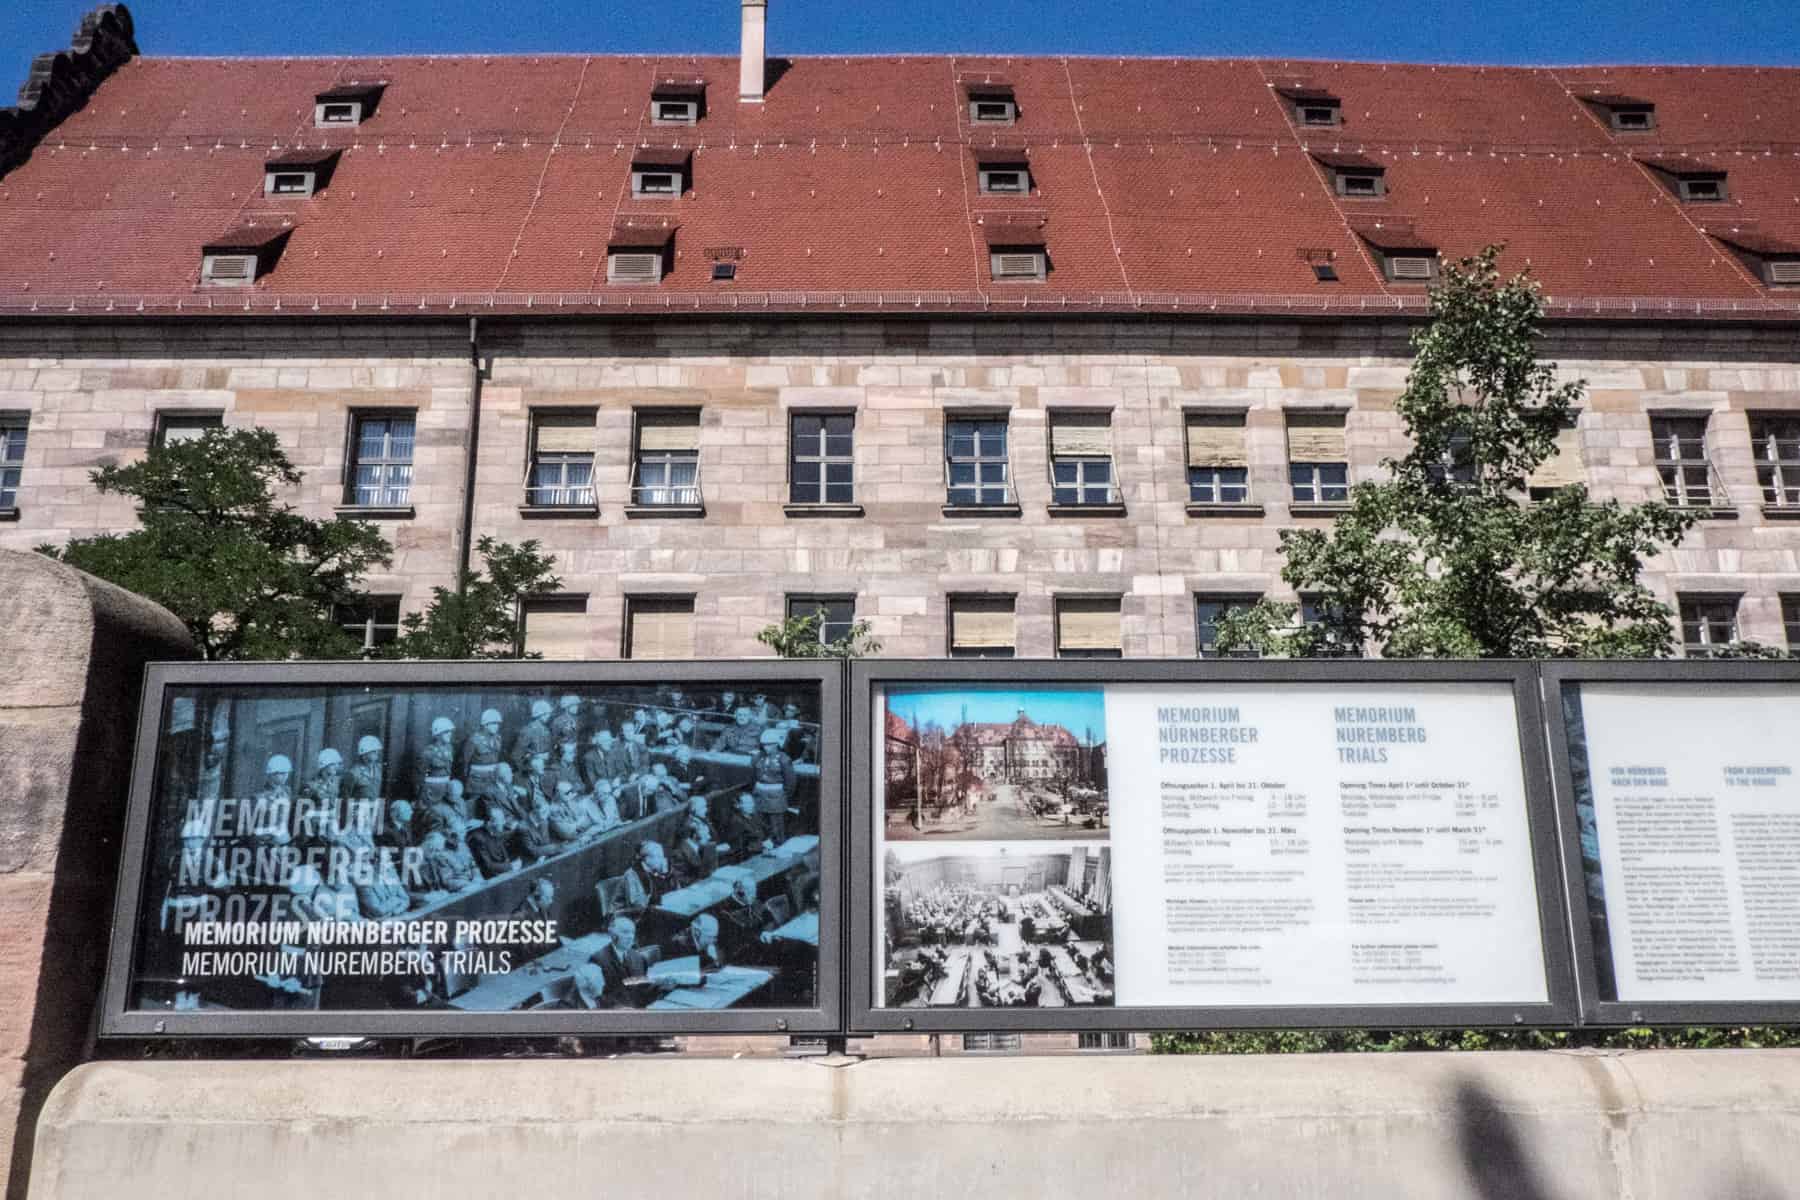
left=739, top=0, right=767, bottom=103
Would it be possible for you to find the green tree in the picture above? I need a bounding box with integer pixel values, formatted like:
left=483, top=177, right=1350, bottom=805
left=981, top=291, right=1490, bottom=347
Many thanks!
left=755, top=606, right=883, bottom=658
left=39, top=427, right=391, bottom=660
left=1216, top=246, right=1698, bottom=660
left=384, top=535, right=561, bottom=659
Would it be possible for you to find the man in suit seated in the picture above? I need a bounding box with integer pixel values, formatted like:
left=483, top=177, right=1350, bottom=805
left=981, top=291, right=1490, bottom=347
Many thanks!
left=672, top=795, right=717, bottom=884
left=662, top=912, right=728, bottom=973
left=547, top=962, right=608, bottom=1010
left=719, top=877, right=780, bottom=962
left=623, top=839, right=680, bottom=912
left=588, top=915, right=660, bottom=1009
left=720, top=792, right=772, bottom=862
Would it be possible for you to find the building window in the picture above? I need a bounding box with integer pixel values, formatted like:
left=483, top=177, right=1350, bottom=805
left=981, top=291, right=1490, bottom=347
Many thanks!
left=1301, top=597, right=1359, bottom=658
left=632, top=170, right=679, bottom=197
left=317, top=102, right=358, bottom=125
left=1049, top=412, right=1117, bottom=506
left=1196, top=596, right=1261, bottom=659
left=652, top=99, right=699, bottom=125
left=1427, top=431, right=1478, bottom=488
left=632, top=411, right=701, bottom=508
left=961, top=1033, right=1022, bottom=1052
left=525, top=411, right=596, bottom=508
left=1286, top=412, right=1349, bottom=504
left=1751, top=415, right=1800, bottom=509
left=607, top=251, right=664, bottom=284
left=154, top=412, right=223, bottom=447
left=1527, top=414, right=1586, bottom=500
left=786, top=595, right=856, bottom=647
left=0, top=415, right=26, bottom=510
left=334, top=595, right=401, bottom=654
left=1056, top=597, right=1123, bottom=659
left=1651, top=416, right=1717, bottom=508
left=1185, top=411, right=1250, bottom=506
left=522, top=594, right=591, bottom=661
left=1783, top=596, right=1800, bottom=657
left=978, top=165, right=1030, bottom=194
left=1679, top=596, right=1739, bottom=658
left=625, top=596, right=696, bottom=660
left=946, top=417, right=1012, bottom=507
left=989, top=249, right=1047, bottom=281
left=949, top=595, right=1016, bottom=658
left=790, top=413, right=855, bottom=505
left=1076, top=1032, right=1134, bottom=1051
left=346, top=413, right=415, bottom=508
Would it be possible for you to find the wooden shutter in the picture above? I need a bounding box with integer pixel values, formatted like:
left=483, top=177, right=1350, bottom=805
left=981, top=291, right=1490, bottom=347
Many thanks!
left=1285, top=412, right=1347, bottom=463
left=534, top=412, right=595, bottom=453
left=951, top=600, right=1016, bottom=650
left=629, top=599, right=695, bottom=660
left=1058, top=600, right=1121, bottom=652
left=524, top=597, right=589, bottom=661
left=205, top=254, right=255, bottom=282
left=1050, top=412, right=1112, bottom=458
left=637, top=411, right=701, bottom=452
left=608, top=252, right=661, bottom=283
left=1186, top=412, right=1247, bottom=467
left=1528, top=421, right=1587, bottom=489
left=1389, top=256, right=1432, bottom=280
left=992, top=252, right=1043, bottom=279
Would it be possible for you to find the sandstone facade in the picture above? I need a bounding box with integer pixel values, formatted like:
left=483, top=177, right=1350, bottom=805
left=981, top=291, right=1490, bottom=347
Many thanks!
left=1, top=317, right=1796, bottom=655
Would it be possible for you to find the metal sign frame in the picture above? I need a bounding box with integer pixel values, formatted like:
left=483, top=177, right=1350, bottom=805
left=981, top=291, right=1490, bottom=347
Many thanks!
left=101, top=659, right=846, bottom=1038
left=1542, top=658, right=1800, bottom=1027
left=847, top=658, right=1579, bottom=1034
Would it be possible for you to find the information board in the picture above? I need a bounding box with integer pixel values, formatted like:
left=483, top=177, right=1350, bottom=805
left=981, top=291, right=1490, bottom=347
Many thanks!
left=102, top=662, right=843, bottom=1037
left=851, top=661, right=1575, bottom=1032
left=1550, top=664, right=1800, bottom=1023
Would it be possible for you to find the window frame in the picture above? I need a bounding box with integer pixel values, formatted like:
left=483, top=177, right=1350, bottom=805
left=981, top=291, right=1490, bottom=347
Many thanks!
left=1650, top=414, right=1716, bottom=509
left=1751, top=414, right=1800, bottom=509
left=945, top=416, right=1014, bottom=508
left=785, top=594, right=858, bottom=648
left=960, top=1033, right=1022, bottom=1052
left=623, top=594, right=697, bottom=661
left=969, top=99, right=1017, bottom=124
left=315, top=101, right=361, bottom=126
left=343, top=411, right=417, bottom=511
left=989, top=249, right=1048, bottom=282
left=1054, top=596, right=1124, bottom=660
left=1195, top=594, right=1263, bottom=659
left=651, top=99, right=699, bottom=125
left=1289, top=462, right=1349, bottom=505
left=631, top=169, right=681, bottom=198
left=1782, top=595, right=1800, bottom=657
left=788, top=411, right=856, bottom=507
left=1678, top=595, right=1741, bottom=658
left=1609, top=106, right=1655, bottom=132
left=607, top=250, right=664, bottom=285
left=1676, top=176, right=1726, bottom=203
left=1299, top=103, right=1340, bottom=126
left=0, top=413, right=27, bottom=512
left=200, top=253, right=259, bottom=288
left=1335, top=171, right=1384, bottom=198
left=946, top=594, right=1018, bottom=659
left=630, top=411, right=702, bottom=510
left=265, top=170, right=315, bottom=197
left=978, top=166, right=1030, bottom=195
left=525, top=410, right=598, bottom=510
left=333, top=595, right=402, bottom=656
left=152, top=411, right=223, bottom=448
left=1076, top=1032, right=1134, bottom=1051
left=1300, top=596, right=1360, bottom=658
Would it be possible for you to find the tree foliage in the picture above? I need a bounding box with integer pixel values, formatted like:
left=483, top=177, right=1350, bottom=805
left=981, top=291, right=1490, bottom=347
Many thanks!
left=384, top=535, right=561, bottom=660
left=40, top=427, right=391, bottom=660
left=1216, top=246, right=1698, bottom=660
left=755, top=607, right=883, bottom=658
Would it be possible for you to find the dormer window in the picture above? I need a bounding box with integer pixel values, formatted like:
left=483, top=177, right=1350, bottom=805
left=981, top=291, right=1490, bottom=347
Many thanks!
left=981, top=216, right=1047, bottom=282
left=1637, top=158, right=1728, bottom=204
left=199, top=226, right=292, bottom=288
left=629, top=148, right=691, bottom=199
left=990, top=249, right=1046, bottom=280
left=1355, top=223, right=1438, bottom=283
left=1579, top=92, right=1656, bottom=132
left=1707, top=227, right=1800, bottom=288
left=261, top=149, right=340, bottom=199
left=1312, top=152, right=1386, bottom=199
left=650, top=79, right=706, bottom=125
left=1276, top=85, right=1341, bottom=127
left=963, top=79, right=1017, bottom=124
left=313, top=83, right=384, bottom=129
left=607, top=219, right=675, bottom=285
left=973, top=149, right=1031, bottom=195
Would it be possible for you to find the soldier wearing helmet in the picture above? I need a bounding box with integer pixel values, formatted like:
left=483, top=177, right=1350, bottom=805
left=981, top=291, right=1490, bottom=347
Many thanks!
left=416, top=715, right=457, bottom=806
left=510, top=698, right=554, bottom=770
left=347, top=734, right=385, bottom=802
left=461, top=708, right=504, bottom=790
left=550, top=695, right=582, bottom=748
left=301, top=747, right=344, bottom=803
left=751, top=727, right=798, bottom=843
left=250, top=754, right=295, bottom=849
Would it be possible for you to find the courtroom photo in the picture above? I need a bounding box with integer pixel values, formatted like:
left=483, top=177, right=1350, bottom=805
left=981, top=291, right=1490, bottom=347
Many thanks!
left=883, top=687, right=1109, bottom=841
left=880, top=842, right=1115, bottom=1009
left=131, top=679, right=826, bottom=1014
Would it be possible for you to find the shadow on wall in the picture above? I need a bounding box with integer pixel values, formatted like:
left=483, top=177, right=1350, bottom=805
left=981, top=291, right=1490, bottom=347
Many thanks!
left=1453, top=1078, right=1563, bottom=1200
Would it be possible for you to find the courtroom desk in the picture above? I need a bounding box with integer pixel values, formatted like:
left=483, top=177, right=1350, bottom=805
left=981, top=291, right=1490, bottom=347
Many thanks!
left=769, top=911, right=818, bottom=948
left=930, top=952, right=970, bottom=1007
left=649, top=965, right=773, bottom=1011
left=646, top=747, right=823, bottom=830
left=448, top=934, right=607, bottom=1012
left=656, top=836, right=821, bottom=920
left=1049, top=885, right=1094, bottom=918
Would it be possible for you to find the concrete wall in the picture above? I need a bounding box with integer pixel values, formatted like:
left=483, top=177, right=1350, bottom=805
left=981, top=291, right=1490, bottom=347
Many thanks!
left=2, top=318, right=1798, bottom=656
left=0, top=551, right=194, bottom=1200
left=27, top=1050, right=1800, bottom=1199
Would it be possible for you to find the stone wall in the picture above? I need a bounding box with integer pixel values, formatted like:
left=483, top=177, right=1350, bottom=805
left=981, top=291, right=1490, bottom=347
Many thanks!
left=0, top=551, right=193, bottom=1200
left=2, top=317, right=1797, bottom=655
left=26, top=1050, right=1800, bottom=1199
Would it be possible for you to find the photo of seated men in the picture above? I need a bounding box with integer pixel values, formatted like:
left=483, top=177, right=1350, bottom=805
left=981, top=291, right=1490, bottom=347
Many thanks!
left=136, top=681, right=825, bottom=1013
left=880, top=843, right=1114, bottom=1009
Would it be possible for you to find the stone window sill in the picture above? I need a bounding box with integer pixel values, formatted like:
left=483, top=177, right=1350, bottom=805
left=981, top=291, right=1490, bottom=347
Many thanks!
left=334, top=505, right=416, bottom=521
left=624, top=504, right=706, bottom=519
left=518, top=505, right=599, bottom=519
left=1185, top=502, right=1266, bottom=518
left=1671, top=504, right=1738, bottom=521
left=1761, top=505, right=1800, bottom=521
left=1046, top=503, right=1128, bottom=518
left=784, top=503, right=865, bottom=519
left=1288, top=502, right=1352, bottom=517
left=941, top=503, right=1023, bottom=519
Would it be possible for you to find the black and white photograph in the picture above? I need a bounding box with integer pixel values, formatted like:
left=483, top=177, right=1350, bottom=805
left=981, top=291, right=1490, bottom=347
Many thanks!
left=884, top=688, right=1109, bottom=841
left=134, top=680, right=825, bottom=1013
left=880, top=842, right=1115, bottom=1009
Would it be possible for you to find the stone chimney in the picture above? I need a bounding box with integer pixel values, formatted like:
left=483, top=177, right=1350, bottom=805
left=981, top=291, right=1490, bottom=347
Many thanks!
left=739, top=0, right=767, bottom=103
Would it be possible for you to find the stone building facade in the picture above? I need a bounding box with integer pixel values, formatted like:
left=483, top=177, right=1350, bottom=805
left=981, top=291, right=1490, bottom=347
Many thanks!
left=3, top=318, right=1797, bottom=658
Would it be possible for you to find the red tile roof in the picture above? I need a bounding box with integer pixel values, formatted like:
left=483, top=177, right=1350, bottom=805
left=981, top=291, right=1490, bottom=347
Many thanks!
left=0, top=52, right=1797, bottom=320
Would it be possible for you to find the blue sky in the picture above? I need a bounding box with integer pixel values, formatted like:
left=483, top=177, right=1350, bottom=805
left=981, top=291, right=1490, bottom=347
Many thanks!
left=5, top=0, right=1797, bottom=82
left=888, top=688, right=1106, bottom=740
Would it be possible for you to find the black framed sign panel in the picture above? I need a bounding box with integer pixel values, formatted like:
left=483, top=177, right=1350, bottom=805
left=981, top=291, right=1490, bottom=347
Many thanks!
left=849, top=659, right=1578, bottom=1034
left=102, top=660, right=845, bottom=1037
left=1544, top=660, right=1800, bottom=1027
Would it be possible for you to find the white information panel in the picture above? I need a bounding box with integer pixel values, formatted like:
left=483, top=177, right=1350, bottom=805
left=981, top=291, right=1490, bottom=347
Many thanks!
left=1575, top=683, right=1800, bottom=1003
left=873, top=682, right=1548, bottom=1013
